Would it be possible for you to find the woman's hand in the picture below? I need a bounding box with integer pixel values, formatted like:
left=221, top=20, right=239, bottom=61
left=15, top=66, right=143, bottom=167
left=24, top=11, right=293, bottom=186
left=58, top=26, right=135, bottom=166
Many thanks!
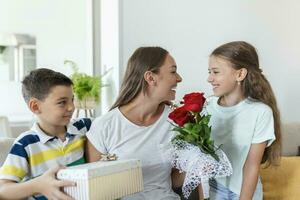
left=171, top=168, right=185, bottom=189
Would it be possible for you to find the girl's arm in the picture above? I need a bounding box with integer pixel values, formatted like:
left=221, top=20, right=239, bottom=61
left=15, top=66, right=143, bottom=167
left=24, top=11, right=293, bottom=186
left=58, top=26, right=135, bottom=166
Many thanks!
left=240, top=142, right=267, bottom=200
left=85, top=140, right=104, bottom=162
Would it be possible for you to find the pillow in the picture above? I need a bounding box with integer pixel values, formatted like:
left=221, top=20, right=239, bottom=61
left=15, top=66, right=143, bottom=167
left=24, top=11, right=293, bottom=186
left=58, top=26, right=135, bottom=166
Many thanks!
left=281, top=123, right=300, bottom=156
left=260, top=156, right=300, bottom=200
left=0, top=137, right=15, bottom=166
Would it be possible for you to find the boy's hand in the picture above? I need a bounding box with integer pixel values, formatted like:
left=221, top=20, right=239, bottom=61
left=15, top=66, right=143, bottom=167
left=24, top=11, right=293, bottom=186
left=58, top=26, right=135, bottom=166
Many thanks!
left=34, top=165, right=75, bottom=200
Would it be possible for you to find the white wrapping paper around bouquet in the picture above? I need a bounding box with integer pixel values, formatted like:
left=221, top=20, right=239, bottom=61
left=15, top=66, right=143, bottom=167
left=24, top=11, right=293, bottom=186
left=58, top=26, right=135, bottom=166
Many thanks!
left=171, top=140, right=233, bottom=199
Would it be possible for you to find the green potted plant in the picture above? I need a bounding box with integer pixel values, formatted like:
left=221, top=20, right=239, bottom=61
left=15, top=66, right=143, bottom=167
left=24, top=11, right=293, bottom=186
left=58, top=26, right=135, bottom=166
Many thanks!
left=64, top=60, right=108, bottom=117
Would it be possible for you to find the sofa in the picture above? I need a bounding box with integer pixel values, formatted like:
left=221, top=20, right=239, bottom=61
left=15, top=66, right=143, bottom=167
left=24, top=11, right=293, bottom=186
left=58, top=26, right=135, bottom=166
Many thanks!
left=260, top=122, right=300, bottom=200
left=0, top=123, right=299, bottom=199
left=0, top=137, right=15, bottom=166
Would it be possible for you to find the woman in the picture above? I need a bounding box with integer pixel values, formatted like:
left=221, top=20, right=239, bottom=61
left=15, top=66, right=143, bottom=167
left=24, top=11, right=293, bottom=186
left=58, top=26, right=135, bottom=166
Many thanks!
left=86, top=47, right=183, bottom=199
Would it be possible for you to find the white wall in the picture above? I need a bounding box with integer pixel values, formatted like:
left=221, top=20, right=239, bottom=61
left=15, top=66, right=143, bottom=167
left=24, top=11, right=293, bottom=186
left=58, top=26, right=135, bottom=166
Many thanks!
left=120, top=0, right=300, bottom=122
left=0, top=0, right=92, bottom=123
left=0, top=0, right=92, bottom=75
left=100, top=0, right=120, bottom=113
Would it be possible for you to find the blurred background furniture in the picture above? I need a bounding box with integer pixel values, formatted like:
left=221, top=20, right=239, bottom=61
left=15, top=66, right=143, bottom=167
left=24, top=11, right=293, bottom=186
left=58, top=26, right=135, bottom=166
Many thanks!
left=0, top=115, right=32, bottom=138
left=0, top=116, right=13, bottom=138
left=0, top=82, right=33, bottom=138
left=0, top=137, right=15, bottom=166
left=0, top=33, right=36, bottom=82
left=260, top=122, right=300, bottom=200
left=281, top=122, right=300, bottom=156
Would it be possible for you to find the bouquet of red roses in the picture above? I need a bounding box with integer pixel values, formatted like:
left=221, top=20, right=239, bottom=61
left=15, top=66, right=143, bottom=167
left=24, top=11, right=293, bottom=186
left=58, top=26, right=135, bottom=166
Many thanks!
left=168, top=92, right=219, bottom=161
left=168, top=92, right=232, bottom=198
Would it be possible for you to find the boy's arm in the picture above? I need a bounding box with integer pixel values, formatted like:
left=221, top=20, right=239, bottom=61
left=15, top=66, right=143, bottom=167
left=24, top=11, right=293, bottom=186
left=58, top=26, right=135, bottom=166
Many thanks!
left=0, top=165, right=75, bottom=200
left=0, top=179, right=33, bottom=200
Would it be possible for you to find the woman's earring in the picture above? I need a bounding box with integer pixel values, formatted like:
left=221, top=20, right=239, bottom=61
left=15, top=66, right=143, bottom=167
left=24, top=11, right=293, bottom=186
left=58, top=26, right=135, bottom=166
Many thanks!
left=237, top=81, right=241, bottom=85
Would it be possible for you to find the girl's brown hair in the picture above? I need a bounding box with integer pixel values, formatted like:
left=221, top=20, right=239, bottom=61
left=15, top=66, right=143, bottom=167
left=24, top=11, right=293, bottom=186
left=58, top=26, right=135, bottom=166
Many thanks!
left=110, top=47, right=168, bottom=110
left=211, top=41, right=281, bottom=166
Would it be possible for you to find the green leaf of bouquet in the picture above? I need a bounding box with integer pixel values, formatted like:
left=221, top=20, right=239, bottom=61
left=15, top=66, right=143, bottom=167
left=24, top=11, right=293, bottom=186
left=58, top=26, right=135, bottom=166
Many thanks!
left=182, top=127, right=195, bottom=135
left=190, top=131, right=199, bottom=141
left=203, top=126, right=211, bottom=139
left=211, top=153, right=220, bottom=161
left=192, top=124, right=201, bottom=133
left=172, top=127, right=182, bottom=132
left=179, top=129, right=190, bottom=136
left=172, top=134, right=185, bottom=142
left=207, top=139, right=213, bottom=145
left=200, top=115, right=211, bottom=125
left=184, top=134, right=196, bottom=143
left=183, top=123, right=194, bottom=131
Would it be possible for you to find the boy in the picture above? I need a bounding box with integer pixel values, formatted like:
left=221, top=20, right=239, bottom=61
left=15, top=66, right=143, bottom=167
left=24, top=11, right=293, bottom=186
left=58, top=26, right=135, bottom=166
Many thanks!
left=0, top=68, right=91, bottom=200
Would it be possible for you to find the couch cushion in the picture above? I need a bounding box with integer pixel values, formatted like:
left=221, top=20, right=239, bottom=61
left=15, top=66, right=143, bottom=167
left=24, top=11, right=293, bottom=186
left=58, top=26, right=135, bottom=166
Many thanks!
left=282, top=123, right=300, bottom=156
left=260, top=156, right=300, bottom=200
left=0, top=137, right=15, bottom=166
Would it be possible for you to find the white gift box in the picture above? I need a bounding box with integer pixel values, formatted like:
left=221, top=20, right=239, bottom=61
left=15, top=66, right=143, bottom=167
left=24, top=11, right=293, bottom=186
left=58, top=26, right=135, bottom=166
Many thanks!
left=57, top=159, right=143, bottom=200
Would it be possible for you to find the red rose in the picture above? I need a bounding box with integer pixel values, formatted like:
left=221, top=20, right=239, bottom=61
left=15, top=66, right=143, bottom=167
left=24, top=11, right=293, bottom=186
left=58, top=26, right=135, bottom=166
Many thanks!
left=182, top=92, right=206, bottom=112
left=183, top=104, right=201, bottom=112
left=168, top=106, right=190, bottom=127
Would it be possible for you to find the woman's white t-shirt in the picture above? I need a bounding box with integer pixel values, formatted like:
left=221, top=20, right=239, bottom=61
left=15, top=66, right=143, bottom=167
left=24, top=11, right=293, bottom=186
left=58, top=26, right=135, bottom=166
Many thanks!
left=86, top=106, right=180, bottom=200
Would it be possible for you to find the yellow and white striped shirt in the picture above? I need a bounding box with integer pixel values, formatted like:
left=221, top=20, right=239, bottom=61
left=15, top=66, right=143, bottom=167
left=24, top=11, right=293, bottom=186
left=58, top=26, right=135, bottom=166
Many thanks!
left=0, top=118, right=91, bottom=200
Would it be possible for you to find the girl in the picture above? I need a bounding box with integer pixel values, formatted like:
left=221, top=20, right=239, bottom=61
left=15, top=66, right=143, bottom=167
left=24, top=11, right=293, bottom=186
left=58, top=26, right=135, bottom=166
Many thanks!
left=86, top=47, right=184, bottom=199
left=206, top=41, right=281, bottom=200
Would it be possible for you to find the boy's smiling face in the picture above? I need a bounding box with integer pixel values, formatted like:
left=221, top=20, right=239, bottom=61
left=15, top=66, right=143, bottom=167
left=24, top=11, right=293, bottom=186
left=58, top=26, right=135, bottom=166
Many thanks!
left=30, top=85, right=75, bottom=136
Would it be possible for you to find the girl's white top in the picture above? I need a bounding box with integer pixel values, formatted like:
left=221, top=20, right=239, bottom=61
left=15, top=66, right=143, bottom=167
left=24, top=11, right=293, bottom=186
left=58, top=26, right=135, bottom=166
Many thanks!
left=206, top=96, right=275, bottom=195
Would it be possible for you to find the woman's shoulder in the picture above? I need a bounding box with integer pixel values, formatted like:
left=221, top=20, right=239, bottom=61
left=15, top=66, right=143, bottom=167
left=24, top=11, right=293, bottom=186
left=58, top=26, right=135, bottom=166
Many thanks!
left=92, top=108, right=120, bottom=126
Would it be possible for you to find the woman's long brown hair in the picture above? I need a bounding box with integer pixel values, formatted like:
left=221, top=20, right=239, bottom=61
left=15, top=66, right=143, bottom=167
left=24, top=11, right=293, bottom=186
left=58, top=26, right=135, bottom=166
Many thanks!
left=110, top=47, right=168, bottom=110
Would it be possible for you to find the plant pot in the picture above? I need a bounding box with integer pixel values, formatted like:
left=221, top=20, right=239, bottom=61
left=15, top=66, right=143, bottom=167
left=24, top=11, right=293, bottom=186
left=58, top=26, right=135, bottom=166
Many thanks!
left=74, top=97, right=98, bottom=110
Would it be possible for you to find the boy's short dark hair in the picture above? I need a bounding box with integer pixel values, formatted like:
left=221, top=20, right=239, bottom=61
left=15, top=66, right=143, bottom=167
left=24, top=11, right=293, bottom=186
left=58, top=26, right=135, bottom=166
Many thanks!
left=22, top=68, right=73, bottom=103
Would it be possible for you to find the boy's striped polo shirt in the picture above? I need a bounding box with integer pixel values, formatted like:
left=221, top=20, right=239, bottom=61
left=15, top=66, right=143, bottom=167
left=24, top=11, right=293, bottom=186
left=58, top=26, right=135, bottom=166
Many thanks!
left=0, top=118, right=91, bottom=199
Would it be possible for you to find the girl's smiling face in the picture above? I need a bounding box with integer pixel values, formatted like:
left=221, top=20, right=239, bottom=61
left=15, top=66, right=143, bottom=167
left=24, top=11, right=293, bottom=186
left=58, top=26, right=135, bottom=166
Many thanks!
left=207, top=56, right=242, bottom=98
